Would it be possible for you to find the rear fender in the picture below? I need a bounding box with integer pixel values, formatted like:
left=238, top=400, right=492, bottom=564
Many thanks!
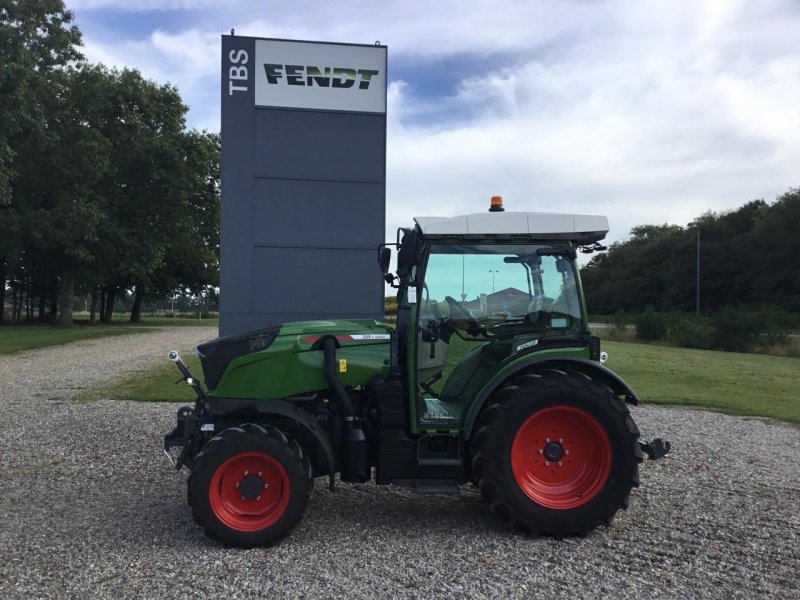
left=463, top=357, right=639, bottom=440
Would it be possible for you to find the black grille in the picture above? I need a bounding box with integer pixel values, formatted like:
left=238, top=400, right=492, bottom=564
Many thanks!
left=196, top=326, right=280, bottom=390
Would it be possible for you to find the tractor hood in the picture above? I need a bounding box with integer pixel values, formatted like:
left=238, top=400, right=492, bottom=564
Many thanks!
left=198, top=319, right=392, bottom=393
left=276, top=319, right=392, bottom=342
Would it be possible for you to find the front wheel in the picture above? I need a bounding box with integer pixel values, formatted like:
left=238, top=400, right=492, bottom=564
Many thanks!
left=471, top=370, right=642, bottom=536
left=188, top=423, right=313, bottom=547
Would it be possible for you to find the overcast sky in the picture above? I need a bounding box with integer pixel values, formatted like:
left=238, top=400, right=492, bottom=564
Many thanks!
left=70, top=0, right=800, bottom=244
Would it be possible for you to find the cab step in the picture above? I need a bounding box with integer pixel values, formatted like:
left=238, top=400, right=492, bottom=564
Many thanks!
left=413, top=479, right=462, bottom=496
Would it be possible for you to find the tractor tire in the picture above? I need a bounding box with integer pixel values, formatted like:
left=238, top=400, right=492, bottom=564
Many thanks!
left=188, top=423, right=313, bottom=547
left=470, top=370, right=642, bottom=537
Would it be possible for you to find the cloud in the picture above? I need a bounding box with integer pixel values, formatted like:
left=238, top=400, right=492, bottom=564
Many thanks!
left=71, top=0, right=800, bottom=245
left=80, top=25, right=220, bottom=130
left=382, top=0, right=800, bottom=241
left=70, top=0, right=220, bottom=9
left=83, top=29, right=217, bottom=83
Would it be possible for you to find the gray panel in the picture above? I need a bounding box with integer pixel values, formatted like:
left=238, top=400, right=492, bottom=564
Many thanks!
left=219, top=36, right=257, bottom=316
left=253, top=179, right=384, bottom=248
left=221, top=312, right=265, bottom=335
left=252, top=247, right=383, bottom=315
left=254, top=109, right=385, bottom=182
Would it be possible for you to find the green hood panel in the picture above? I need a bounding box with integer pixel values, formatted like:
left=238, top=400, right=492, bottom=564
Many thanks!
left=208, top=319, right=392, bottom=399
left=276, top=319, right=391, bottom=337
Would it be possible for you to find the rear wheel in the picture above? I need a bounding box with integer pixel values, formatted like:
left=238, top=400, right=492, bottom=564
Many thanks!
left=471, top=370, right=642, bottom=536
left=188, top=423, right=313, bottom=547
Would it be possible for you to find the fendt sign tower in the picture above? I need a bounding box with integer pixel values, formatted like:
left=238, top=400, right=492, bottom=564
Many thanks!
left=220, top=35, right=387, bottom=336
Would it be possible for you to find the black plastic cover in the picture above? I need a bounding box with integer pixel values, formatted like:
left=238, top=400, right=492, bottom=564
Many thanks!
left=196, top=325, right=280, bottom=390
left=396, top=229, right=419, bottom=279
left=588, top=335, right=601, bottom=361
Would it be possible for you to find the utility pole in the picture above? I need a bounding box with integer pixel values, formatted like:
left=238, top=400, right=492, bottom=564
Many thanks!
left=461, top=255, right=467, bottom=302
left=488, top=270, right=499, bottom=314
left=696, top=228, right=700, bottom=315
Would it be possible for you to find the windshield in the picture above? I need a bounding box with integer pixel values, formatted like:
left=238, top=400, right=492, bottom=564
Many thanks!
left=421, top=243, right=583, bottom=333
left=413, top=242, right=584, bottom=428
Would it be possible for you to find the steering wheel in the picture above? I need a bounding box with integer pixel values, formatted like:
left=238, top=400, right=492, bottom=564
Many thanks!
left=444, top=296, right=487, bottom=339
left=444, top=296, right=473, bottom=320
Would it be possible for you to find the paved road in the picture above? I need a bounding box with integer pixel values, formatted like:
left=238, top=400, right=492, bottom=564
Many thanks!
left=0, top=327, right=798, bottom=599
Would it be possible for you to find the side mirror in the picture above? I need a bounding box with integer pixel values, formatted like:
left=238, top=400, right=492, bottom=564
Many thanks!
left=379, top=246, right=398, bottom=287
left=379, top=247, right=391, bottom=274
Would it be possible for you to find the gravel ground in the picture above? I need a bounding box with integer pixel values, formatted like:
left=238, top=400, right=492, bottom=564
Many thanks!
left=0, top=327, right=798, bottom=599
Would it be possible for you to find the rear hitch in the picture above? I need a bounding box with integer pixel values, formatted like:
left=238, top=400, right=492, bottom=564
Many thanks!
left=640, top=438, right=671, bottom=460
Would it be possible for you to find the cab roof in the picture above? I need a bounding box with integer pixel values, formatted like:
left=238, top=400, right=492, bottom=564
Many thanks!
left=413, top=211, right=609, bottom=243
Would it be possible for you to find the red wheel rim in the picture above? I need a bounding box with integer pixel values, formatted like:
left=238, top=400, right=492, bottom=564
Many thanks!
left=511, top=406, right=611, bottom=509
left=209, top=452, right=290, bottom=532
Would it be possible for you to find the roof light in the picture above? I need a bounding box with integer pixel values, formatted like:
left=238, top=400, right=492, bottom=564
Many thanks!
left=489, top=195, right=505, bottom=212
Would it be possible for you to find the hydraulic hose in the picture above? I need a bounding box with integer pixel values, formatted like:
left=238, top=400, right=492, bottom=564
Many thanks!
left=322, top=337, right=356, bottom=418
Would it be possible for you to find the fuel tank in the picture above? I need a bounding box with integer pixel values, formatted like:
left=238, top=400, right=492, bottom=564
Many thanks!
left=197, top=320, right=392, bottom=399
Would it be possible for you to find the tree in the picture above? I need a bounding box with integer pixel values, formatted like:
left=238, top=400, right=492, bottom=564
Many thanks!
left=686, top=200, right=767, bottom=311
left=1, top=9, right=221, bottom=325
left=17, top=65, right=111, bottom=324
left=129, top=131, right=220, bottom=322
left=82, top=67, right=190, bottom=322
left=65, top=67, right=219, bottom=323
left=747, top=189, right=800, bottom=311
left=581, top=192, right=799, bottom=315
left=0, top=0, right=82, bottom=322
left=582, top=224, right=686, bottom=313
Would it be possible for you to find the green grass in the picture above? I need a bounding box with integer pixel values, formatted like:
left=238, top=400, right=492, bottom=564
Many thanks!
left=603, top=341, right=800, bottom=424
left=90, top=335, right=800, bottom=425
left=68, top=312, right=220, bottom=327
left=91, top=353, right=204, bottom=403
left=0, top=323, right=161, bottom=355
left=0, top=317, right=218, bottom=355
left=135, top=316, right=220, bottom=327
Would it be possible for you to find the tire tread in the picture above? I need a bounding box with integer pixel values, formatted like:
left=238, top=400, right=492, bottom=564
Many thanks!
left=470, top=369, right=641, bottom=538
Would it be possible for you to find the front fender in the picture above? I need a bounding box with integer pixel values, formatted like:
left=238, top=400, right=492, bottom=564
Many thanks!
left=462, top=357, right=639, bottom=440
left=209, top=397, right=337, bottom=489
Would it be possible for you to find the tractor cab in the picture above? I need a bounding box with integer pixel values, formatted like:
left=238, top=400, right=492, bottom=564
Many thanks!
left=381, top=202, right=610, bottom=433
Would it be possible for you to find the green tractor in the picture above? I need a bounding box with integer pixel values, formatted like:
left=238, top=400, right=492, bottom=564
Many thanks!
left=164, top=200, right=669, bottom=547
